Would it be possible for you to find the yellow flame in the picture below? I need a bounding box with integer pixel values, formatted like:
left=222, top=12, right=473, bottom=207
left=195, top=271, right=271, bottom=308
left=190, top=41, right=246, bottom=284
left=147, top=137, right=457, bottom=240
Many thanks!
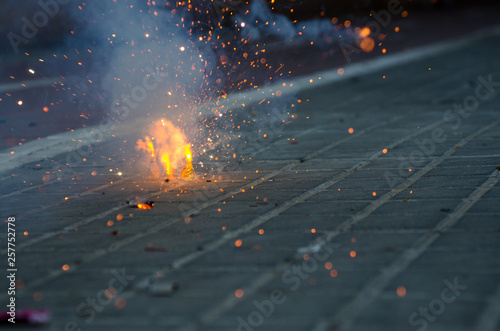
left=147, top=140, right=155, bottom=157
left=161, top=153, right=172, bottom=175
left=181, top=144, right=194, bottom=179
left=136, top=120, right=194, bottom=180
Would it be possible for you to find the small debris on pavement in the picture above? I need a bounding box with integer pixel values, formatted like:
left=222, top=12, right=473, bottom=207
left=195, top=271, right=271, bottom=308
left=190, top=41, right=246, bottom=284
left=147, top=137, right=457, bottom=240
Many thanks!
left=0, top=308, right=50, bottom=325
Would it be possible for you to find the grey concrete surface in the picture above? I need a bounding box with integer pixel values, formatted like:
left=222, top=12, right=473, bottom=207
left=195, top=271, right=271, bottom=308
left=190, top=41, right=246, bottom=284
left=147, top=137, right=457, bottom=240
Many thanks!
left=1, top=33, right=500, bottom=331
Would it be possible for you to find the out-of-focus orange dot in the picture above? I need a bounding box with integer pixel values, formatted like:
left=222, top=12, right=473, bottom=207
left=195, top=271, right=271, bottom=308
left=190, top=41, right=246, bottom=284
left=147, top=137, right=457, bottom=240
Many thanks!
left=303, top=254, right=310, bottom=260
left=409, top=169, right=412, bottom=172
left=372, top=192, right=377, bottom=197
left=395, top=26, right=400, bottom=32
left=344, top=20, right=351, bottom=27
left=350, top=251, right=357, bottom=258
left=311, top=228, right=316, bottom=234
left=383, top=148, right=388, bottom=154
left=116, top=214, right=123, bottom=221
left=337, top=68, right=344, bottom=75
left=104, top=287, right=117, bottom=299
left=401, top=11, right=408, bottom=18
left=382, top=48, right=387, bottom=54
left=348, top=128, right=354, bottom=134
left=17, top=100, right=23, bottom=106
left=325, top=262, right=333, bottom=270
left=91, top=171, right=97, bottom=176
left=33, top=292, right=43, bottom=301
left=43, top=107, right=49, bottom=112
left=107, top=220, right=114, bottom=227
left=330, top=270, right=338, bottom=277
left=114, top=297, right=126, bottom=309
left=258, top=229, right=264, bottom=235
left=351, top=237, right=357, bottom=243
left=397, top=286, right=407, bottom=297
left=360, top=37, right=375, bottom=53
left=235, top=239, right=242, bottom=247
left=235, top=289, right=244, bottom=298
left=360, top=27, right=371, bottom=38
left=222, top=226, right=227, bottom=231
left=62, top=264, right=70, bottom=271
left=23, top=231, right=28, bottom=236
left=15, top=279, right=24, bottom=289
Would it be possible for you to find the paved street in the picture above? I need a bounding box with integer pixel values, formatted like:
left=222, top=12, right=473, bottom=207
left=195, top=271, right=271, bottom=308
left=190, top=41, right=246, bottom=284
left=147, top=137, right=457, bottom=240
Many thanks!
left=1, top=29, right=500, bottom=331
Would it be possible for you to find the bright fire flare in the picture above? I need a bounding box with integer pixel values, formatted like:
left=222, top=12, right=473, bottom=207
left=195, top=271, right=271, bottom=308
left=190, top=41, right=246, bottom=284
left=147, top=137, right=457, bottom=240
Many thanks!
left=181, top=145, right=194, bottom=178
left=137, top=203, right=153, bottom=209
left=136, top=119, right=194, bottom=179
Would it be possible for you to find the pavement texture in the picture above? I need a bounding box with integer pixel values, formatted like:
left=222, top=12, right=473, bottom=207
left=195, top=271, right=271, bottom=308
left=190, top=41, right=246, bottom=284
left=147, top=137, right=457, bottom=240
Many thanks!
left=1, top=33, right=500, bottom=331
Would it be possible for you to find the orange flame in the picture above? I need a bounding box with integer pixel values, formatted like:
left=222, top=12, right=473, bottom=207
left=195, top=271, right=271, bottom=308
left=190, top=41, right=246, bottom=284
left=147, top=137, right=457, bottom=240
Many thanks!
left=181, top=144, right=194, bottom=179
left=161, top=153, right=172, bottom=175
left=136, top=203, right=153, bottom=209
left=136, top=119, right=193, bottom=179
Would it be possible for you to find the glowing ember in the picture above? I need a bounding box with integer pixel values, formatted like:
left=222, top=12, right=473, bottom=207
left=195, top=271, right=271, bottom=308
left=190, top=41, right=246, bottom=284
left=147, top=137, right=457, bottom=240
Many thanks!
left=128, top=201, right=154, bottom=209
left=136, top=119, right=194, bottom=180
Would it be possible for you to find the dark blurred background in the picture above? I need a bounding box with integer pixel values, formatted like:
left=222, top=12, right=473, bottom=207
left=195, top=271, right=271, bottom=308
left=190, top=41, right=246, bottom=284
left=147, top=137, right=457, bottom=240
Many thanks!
left=1, top=0, right=499, bottom=53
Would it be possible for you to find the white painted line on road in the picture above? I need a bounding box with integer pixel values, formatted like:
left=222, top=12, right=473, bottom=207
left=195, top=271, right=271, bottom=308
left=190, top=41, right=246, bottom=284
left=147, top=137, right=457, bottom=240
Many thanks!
left=2, top=24, right=500, bottom=174
left=211, top=24, right=500, bottom=114
left=0, top=77, right=62, bottom=93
